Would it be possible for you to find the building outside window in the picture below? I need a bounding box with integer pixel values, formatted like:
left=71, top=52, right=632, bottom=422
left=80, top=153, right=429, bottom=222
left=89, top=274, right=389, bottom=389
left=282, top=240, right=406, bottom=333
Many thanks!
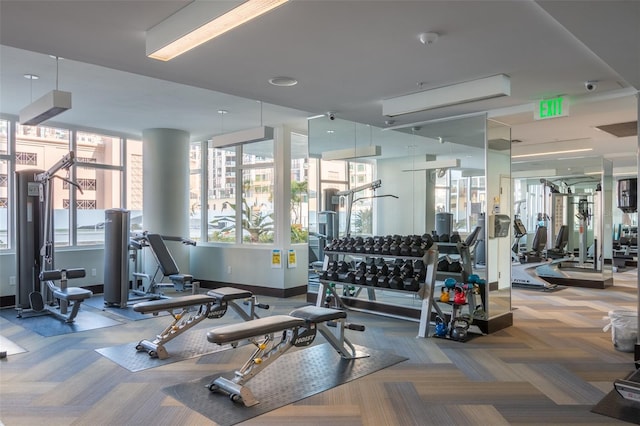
left=0, top=118, right=138, bottom=250
left=0, top=119, right=8, bottom=249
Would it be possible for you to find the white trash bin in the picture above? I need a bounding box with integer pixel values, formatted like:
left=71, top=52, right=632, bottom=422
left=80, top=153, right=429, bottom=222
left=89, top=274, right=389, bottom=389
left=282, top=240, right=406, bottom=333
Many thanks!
left=603, top=310, right=638, bottom=353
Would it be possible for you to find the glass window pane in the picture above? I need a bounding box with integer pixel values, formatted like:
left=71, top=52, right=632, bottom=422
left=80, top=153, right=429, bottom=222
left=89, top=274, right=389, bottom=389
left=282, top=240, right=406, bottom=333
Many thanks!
left=207, top=144, right=237, bottom=243
left=76, top=131, right=121, bottom=166
left=126, top=139, right=143, bottom=231
left=348, top=161, right=375, bottom=236
left=0, top=119, right=8, bottom=154
left=15, top=123, right=71, bottom=247
left=291, top=132, right=308, bottom=243
left=75, top=167, right=122, bottom=245
left=321, top=159, right=347, bottom=181
left=242, top=139, right=273, bottom=165
left=242, top=167, right=274, bottom=244
left=0, top=159, right=7, bottom=249
left=189, top=142, right=202, bottom=241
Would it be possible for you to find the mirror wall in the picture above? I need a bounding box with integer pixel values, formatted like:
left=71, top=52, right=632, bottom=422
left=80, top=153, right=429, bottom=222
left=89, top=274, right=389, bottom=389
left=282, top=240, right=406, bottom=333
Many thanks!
left=308, top=113, right=513, bottom=328
left=512, top=157, right=613, bottom=287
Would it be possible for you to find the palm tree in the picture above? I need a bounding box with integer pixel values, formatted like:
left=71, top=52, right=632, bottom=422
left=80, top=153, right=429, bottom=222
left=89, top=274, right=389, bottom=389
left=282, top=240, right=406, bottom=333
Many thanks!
left=290, top=180, right=308, bottom=224
left=210, top=199, right=274, bottom=242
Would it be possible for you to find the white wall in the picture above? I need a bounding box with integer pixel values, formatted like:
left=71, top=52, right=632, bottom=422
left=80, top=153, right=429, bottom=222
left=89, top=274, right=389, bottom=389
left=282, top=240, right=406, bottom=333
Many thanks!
left=1, top=248, right=105, bottom=297
left=189, top=245, right=308, bottom=290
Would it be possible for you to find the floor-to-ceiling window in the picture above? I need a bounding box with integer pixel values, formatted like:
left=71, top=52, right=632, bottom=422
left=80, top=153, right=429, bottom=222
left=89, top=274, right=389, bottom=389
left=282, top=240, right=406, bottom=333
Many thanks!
left=0, top=116, right=138, bottom=251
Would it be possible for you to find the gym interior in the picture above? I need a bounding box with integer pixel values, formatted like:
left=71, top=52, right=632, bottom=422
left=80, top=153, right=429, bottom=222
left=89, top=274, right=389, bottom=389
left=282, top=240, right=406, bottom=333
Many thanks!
left=0, top=2, right=639, bottom=425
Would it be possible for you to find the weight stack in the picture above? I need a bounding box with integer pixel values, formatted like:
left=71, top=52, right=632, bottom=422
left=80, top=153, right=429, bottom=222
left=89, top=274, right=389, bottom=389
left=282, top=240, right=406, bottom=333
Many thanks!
left=617, top=178, right=637, bottom=213
left=15, top=169, right=44, bottom=309
left=103, top=208, right=130, bottom=307
left=435, top=212, right=453, bottom=237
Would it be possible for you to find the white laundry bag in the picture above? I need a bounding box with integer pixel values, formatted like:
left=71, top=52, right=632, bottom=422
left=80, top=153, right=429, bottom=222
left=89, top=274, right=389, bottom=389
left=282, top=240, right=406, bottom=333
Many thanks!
left=603, top=310, right=638, bottom=353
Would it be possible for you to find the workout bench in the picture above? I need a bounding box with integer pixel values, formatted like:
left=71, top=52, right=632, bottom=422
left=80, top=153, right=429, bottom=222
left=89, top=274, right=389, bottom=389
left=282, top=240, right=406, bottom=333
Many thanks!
left=132, top=233, right=198, bottom=296
left=132, top=287, right=269, bottom=359
left=18, top=268, right=93, bottom=324
left=205, top=305, right=368, bottom=407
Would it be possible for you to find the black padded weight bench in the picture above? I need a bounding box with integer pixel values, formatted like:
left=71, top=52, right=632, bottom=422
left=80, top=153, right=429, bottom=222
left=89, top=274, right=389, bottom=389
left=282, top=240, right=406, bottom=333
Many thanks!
left=18, top=268, right=93, bottom=324
left=132, top=287, right=268, bottom=359
left=133, top=233, right=197, bottom=295
left=205, top=305, right=368, bottom=407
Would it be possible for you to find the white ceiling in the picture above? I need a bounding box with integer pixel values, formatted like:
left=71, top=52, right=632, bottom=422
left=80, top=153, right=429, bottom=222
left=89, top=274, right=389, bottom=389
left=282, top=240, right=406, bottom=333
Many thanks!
left=0, top=0, right=638, bottom=173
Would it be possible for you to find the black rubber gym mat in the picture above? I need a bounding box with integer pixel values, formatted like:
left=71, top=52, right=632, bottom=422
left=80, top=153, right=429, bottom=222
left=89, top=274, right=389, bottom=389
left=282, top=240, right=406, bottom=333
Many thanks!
left=95, top=328, right=235, bottom=372
left=591, top=370, right=640, bottom=424
left=163, top=343, right=407, bottom=426
left=0, top=306, right=122, bottom=337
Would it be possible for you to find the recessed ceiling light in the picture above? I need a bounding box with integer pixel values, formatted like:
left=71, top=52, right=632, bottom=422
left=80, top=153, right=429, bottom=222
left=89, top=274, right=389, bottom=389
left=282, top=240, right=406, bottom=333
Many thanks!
left=418, top=32, right=439, bottom=45
left=269, top=76, right=298, bottom=87
left=23, top=74, right=39, bottom=80
left=326, top=130, right=335, bottom=134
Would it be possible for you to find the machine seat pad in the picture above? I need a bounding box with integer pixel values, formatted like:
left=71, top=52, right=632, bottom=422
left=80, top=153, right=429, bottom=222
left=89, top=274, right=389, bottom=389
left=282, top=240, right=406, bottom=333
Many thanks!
left=52, top=286, right=93, bottom=301
left=169, top=274, right=193, bottom=283
left=207, top=315, right=305, bottom=344
left=133, top=294, right=215, bottom=314
left=289, top=306, right=347, bottom=323
left=207, top=287, right=253, bottom=301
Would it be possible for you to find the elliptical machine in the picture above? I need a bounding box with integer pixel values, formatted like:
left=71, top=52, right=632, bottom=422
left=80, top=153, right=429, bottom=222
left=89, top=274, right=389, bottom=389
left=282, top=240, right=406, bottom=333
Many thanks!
left=511, top=218, right=527, bottom=262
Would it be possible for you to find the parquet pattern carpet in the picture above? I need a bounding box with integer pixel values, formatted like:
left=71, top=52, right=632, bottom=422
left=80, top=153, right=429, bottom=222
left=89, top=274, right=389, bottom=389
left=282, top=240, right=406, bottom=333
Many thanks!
left=0, top=269, right=637, bottom=425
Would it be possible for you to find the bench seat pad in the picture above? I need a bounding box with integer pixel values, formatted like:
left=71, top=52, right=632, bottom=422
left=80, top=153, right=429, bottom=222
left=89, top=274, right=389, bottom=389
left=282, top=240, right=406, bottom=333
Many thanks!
left=52, top=286, right=93, bottom=301
left=133, top=294, right=215, bottom=313
left=207, top=315, right=305, bottom=344
left=207, top=287, right=253, bottom=301
left=168, top=274, right=193, bottom=283
left=289, top=306, right=347, bottom=323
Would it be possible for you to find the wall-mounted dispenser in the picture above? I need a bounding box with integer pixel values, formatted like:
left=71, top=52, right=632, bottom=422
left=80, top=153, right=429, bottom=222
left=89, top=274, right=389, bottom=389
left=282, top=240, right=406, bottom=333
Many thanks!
left=488, top=214, right=511, bottom=238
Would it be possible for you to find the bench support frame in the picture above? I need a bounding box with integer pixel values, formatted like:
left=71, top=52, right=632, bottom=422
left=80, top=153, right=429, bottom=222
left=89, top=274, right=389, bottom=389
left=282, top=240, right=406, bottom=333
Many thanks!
left=207, top=307, right=368, bottom=407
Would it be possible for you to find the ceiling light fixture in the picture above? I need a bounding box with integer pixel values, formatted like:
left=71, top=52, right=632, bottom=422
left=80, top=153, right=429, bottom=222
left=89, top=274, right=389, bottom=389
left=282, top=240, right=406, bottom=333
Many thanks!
left=147, top=0, right=289, bottom=61
left=20, top=56, right=71, bottom=126
left=382, top=74, right=511, bottom=117
left=401, top=158, right=460, bottom=172
left=268, top=76, right=297, bottom=87
left=512, top=148, right=593, bottom=159
left=211, top=126, right=274, bottom=148
left=418, top=32, right=439, bottom=45
left=322, top=145, right=382, bottom=161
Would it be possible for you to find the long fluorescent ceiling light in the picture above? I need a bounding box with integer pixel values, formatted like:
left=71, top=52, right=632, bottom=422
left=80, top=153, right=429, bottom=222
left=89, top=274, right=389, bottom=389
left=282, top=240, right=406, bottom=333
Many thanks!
left=402, top=158, right=460, bottom=172
left=383, top=74, right=510, bottom=117
left=19, top=90, right=72, bottom=126
left=322, top=145, right=382, bottom=161
left=147, top=0, right=289, bottom=61
left=512, top=148, right=593, bottom=159
left=211, top=126, right=274, bottom=148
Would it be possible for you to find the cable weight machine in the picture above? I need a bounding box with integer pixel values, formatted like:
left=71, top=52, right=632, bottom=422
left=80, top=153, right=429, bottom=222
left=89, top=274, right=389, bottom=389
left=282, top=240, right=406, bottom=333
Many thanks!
left=15, top=152, right=93, bottom=323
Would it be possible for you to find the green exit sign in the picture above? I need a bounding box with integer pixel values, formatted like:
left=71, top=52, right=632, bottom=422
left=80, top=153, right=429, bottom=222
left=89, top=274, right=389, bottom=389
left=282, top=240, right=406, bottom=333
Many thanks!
left=535, top=96, right=569, bottom=120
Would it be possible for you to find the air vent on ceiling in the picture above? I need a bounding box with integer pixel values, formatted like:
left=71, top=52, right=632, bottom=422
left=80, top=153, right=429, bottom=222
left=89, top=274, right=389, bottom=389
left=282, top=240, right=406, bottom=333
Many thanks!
left=488, top=138, right=511, bottom=151
left=596, top=121, right=638, bottom=137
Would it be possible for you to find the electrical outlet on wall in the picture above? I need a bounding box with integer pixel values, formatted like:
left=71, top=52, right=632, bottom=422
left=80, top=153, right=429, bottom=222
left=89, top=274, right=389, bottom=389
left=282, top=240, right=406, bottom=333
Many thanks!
left=91, top=268, right=97, bottom=277
left=9, top=276, right=16, bottom=286
left=227, top=265, right=232, bottom=274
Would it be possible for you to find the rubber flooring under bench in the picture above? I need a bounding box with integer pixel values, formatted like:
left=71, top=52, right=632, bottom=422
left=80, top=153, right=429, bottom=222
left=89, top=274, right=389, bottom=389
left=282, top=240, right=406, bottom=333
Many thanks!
left=163, top=342, right=407, bottom=426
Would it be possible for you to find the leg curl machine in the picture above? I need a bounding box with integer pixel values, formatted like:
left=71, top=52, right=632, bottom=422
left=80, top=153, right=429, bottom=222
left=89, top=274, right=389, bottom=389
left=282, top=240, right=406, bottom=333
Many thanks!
left=17, top=268, right=92, bottom=323
left=132, top=287, right=269, bottom=359
left=205, top=305, right=367, bottom=407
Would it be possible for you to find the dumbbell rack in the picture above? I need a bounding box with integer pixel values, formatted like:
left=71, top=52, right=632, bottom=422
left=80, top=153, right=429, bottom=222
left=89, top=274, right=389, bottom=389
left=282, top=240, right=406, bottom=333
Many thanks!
left=435, top=242, right=473, bottom=283
left=315, top=247, right=440, bottom=338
